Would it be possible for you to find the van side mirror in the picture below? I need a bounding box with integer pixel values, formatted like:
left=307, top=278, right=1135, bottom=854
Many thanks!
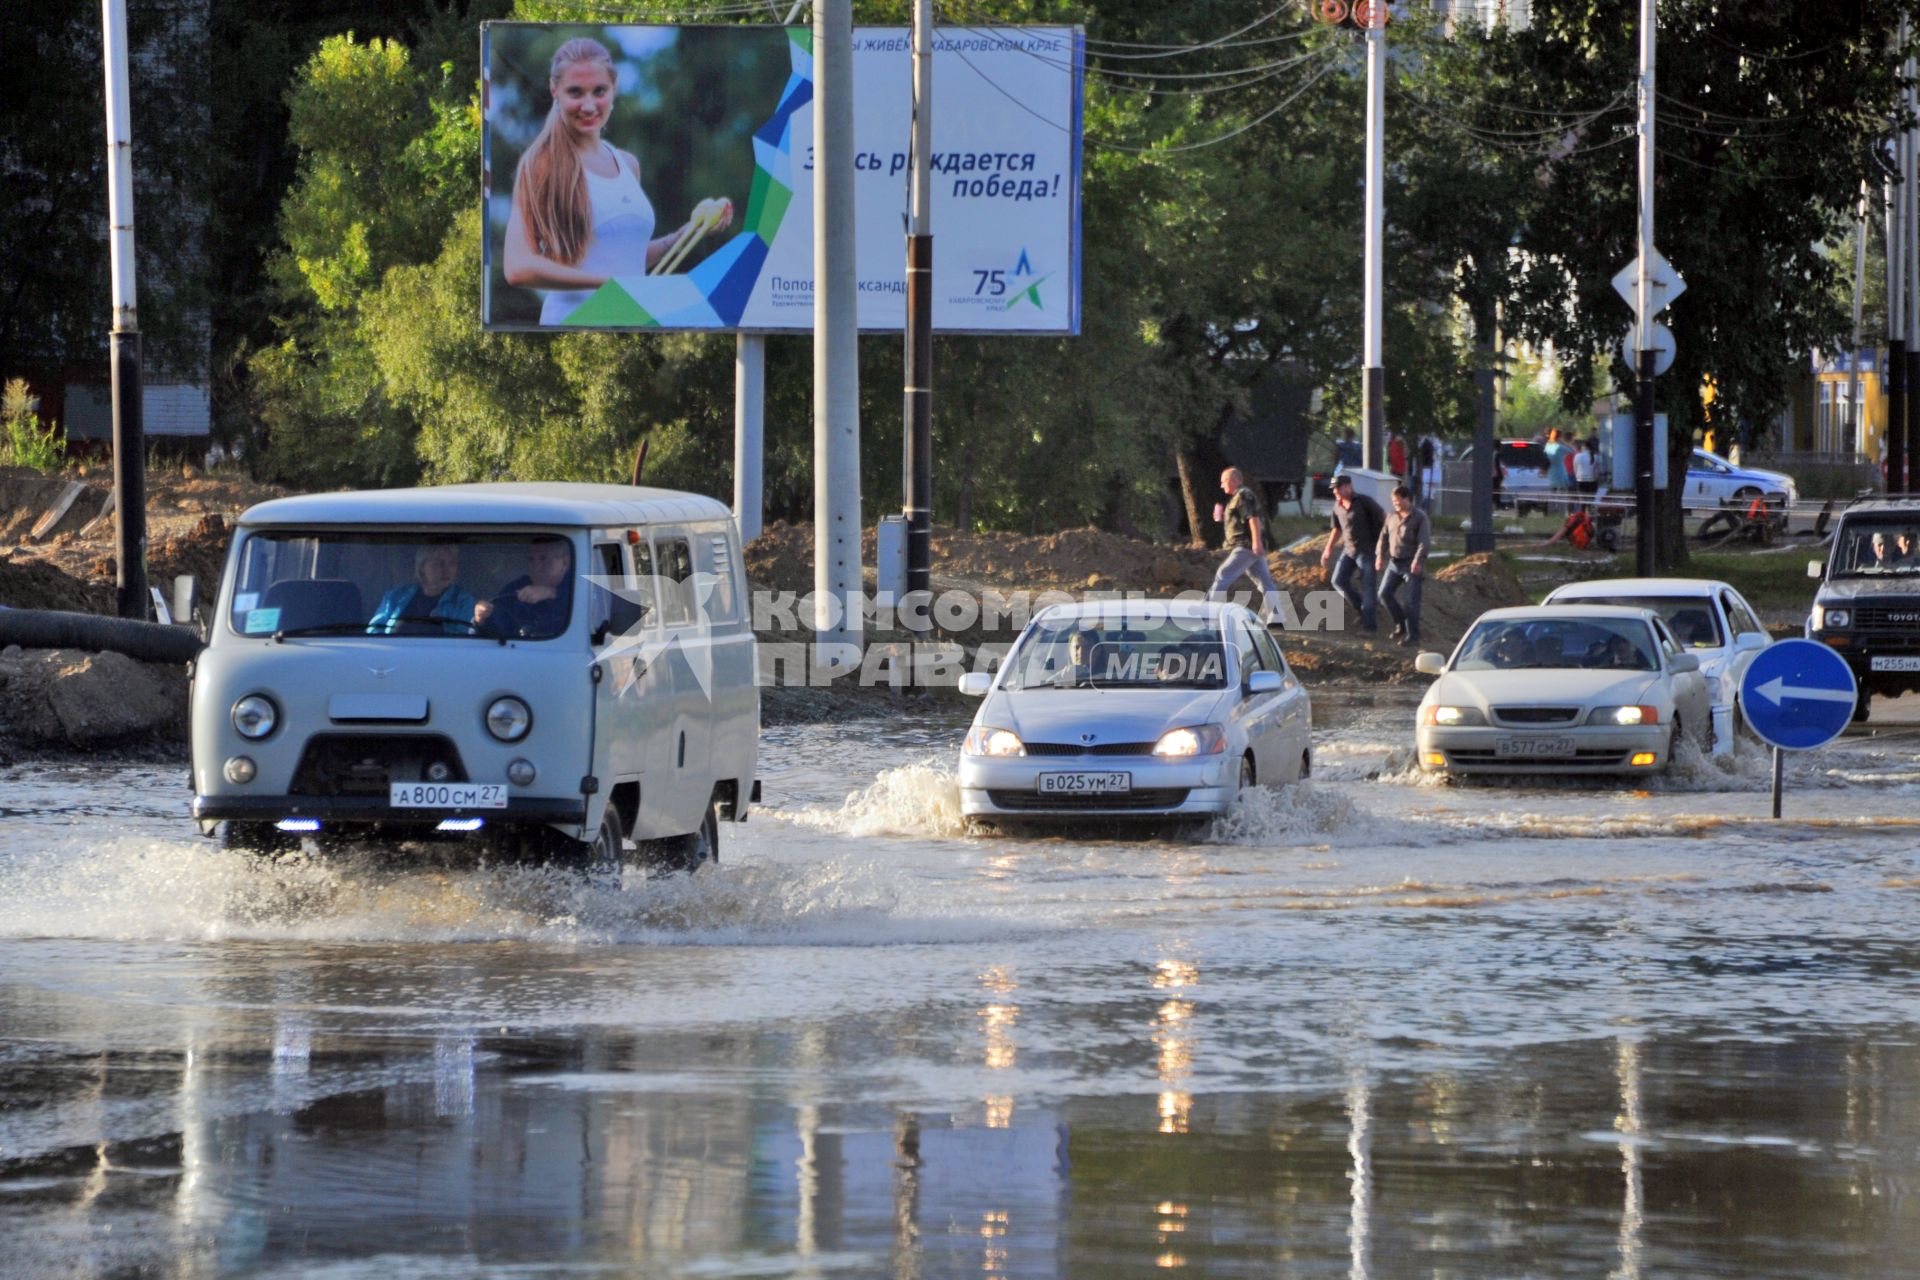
left=1415, top=652, right=1446, bottom=676
left=1807, top=559, right=1824, bottom=579
left=957, top=672, right=992, bottom=697
left=592, top=595, right=648, bottom=645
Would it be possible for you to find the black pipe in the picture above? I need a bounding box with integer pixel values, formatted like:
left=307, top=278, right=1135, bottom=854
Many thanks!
left=0, top=608, right=202, bottom=664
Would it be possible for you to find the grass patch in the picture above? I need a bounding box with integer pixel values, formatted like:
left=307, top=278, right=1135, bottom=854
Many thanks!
left=1685, top=548, right=1822, bottom=611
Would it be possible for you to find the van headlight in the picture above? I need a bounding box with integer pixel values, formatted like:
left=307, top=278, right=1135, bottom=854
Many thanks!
left=231, top=695, right=277, bottom=739
left=486, top=696, right=532, bottom=742
left=963, top=726, right=1025, bottom=757
left=1814, top=605, right=1850, bottom=631
left=1153, top=724, right=1227, bottom=757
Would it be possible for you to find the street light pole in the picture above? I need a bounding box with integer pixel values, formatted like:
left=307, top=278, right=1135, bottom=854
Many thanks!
left=1361, top=14, right=1386, bottom=472
left=813, top=0, right=862, bottom=671
left=1633, top=0, right=1657, bottom=575
left=102, top=0, right=147, bottom=619
left=903, top=0, right=934, bottom=630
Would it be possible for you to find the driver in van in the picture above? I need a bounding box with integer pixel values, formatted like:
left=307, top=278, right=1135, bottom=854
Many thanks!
left=475, top=537, right=575, bottom=637
left=366, top=543, right=479, bottom=635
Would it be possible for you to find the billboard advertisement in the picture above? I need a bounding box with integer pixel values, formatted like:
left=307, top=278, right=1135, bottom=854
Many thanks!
left=482, top=23, right=1082, bottom=335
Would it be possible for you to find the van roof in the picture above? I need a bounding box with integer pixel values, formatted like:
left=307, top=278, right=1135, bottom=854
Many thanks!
left=237, top=483, right=735, bottom=530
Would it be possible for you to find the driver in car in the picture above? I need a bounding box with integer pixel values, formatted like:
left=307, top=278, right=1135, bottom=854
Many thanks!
left=1489, top=630, right=1533, bottom=669
left=1051, top=629, right=1101, bottom=687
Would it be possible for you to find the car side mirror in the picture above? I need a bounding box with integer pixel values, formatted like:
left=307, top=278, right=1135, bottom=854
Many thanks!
left=958, top=672, right=993, bottom=697
left=1246, top=670, right=1283, bottom=695
left=1733, top=631, right=1768, bottom=652
left=1807, top=559, right=1824, bottom=579
left=1414, top=652, right=1446, bottom=676
left=1669, top=652, right=1700, bottom=673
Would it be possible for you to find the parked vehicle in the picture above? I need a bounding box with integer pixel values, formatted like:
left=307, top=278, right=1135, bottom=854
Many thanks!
left=1414, top=604, right=1711, bottom=777
left=1459, top=439, right=1552, bottom=514
left=1541, top=578, right=1772, bottom=755
left=956, top=600, right=1312, bottom=823
left=1806, top=499, right=1920, bottom=722
left=190, top=483, right=760, bottom=874
left=1683, top=449, right=1798, bottom=510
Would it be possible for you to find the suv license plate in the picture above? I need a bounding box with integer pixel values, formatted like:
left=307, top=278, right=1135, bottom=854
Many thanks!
left=1496, top=738, right=1574, bottom=758
left=1870, top=656, right=1920, bottom=672
left=390, top=782, right=508, bottom=809
left=1037, top=771, right=1132, bottom=795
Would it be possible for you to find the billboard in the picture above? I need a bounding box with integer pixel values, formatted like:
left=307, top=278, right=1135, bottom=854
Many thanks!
left=482, top=23, right=1082, bottom=335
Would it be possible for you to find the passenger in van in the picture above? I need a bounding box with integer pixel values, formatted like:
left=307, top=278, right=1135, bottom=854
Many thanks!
left=474, top=537, right=575, bottom=637
left=366, top=544, right=479, bottom=635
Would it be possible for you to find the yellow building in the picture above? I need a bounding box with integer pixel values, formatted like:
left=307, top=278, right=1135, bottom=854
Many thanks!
left=1809, top=350, right=1887, bottom=460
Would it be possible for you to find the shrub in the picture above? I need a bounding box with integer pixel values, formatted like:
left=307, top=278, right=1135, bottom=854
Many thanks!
left=2, top=378, right=67, bottom=472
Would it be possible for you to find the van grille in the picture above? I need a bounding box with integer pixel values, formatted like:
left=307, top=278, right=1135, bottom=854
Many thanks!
left=289, top=734, right=468, bottom=797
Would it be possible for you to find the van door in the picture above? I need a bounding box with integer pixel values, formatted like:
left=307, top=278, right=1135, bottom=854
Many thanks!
left=694, top=526, right=755, bottom=806
left=651, top=531, right=713, bottom=837
left=621, top=535, right=678, bottom=841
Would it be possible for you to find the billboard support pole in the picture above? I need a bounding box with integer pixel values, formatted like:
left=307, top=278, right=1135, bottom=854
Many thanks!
left=813, top=0, right=863, bottom=673
left=1633, top=0, right=1658, bottom=575
left=734, top=335, right=764, bottom=543
left=903, top=0, right=934, bottom=666
left=102, top=0, right=148, bottom=620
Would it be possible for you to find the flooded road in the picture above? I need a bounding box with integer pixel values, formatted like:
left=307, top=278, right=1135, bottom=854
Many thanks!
left=4, top=696, right=1920, bottom=1278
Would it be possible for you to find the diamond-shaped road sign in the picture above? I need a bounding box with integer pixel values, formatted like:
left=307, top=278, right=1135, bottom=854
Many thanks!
left=1612, top=248, right=1686, bottom=322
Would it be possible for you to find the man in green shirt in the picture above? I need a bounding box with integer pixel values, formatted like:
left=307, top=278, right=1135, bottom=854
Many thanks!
left=1208, top=467, right=1281, bottom=621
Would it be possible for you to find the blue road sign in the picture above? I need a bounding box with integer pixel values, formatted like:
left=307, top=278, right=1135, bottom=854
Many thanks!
left=1739, top=639, right=1858, bottom=751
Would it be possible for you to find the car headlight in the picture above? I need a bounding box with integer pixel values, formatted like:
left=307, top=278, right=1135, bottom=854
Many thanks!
left=1815, top=606, right=1850, bottom=630
left=231, top=694, right=277, bottom=739
left=963, top=726, right=1025, bottom=757
left=1421, top=705, right=1485, bottom=727
left=1588, top=705, right=1659, bottom=726
left=485, top=696, right=532, bottom=742
left=1152, top=724, right=1227, bottom=757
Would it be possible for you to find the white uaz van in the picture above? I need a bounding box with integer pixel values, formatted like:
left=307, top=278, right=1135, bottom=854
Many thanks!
left=190, top=483, right=759, bottom=873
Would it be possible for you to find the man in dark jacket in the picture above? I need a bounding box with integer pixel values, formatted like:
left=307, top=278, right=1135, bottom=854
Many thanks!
left=1320, top=474, right=1384, bottom=633
left=474, top=537, right=575, bottom=638
left=1375, top=484, right=1432, bottom=646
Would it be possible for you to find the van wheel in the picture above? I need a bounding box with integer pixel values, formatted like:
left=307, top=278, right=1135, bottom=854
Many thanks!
left=1853, top=694, right=1871, bottom=724
left=1299, top=750, right=1312, bottom=781
left=223, top=820, right=294, bottom=859
left=646, top=801, right=720, bottom=875
left=555, top=809, right=625, bottom=885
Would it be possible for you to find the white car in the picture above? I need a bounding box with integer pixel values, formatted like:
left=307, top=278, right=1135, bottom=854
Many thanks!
left=957, top=600, right=1312, bottom=823
left=1683, top=449, right=1798, bottom=510
left=1541, top=577, right=1772, bottom=755
left=1414, top=604, right=1712, bottom=777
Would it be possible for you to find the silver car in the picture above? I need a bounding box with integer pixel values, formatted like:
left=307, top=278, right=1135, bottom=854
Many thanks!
left=957, top=601, right=1313, bottom=823
left=1414, top=604, right=1712, bottom=777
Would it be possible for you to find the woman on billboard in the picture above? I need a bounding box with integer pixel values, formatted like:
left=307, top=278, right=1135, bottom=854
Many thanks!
left=503, top=37, right=733, bottom=324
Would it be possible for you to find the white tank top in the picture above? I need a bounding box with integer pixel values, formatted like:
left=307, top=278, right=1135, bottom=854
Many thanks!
left=540, top=143, right=656, bottom=324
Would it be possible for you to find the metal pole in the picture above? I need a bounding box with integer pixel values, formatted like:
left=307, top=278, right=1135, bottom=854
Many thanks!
left=1633, top=0, right=1657, bottom=575
left=1361, top=18, right=1386, bottom=472
left=903, top=0, right=934, bottom=632
left=1904, top=48, right=1919, bottom=494
left=1888, top=162, right=1907, bottom=496
left=1849, top=181, right=1867, bottom=456
left=813, top=0, right=862, bottom=671
left=734, top=334, right=764, bottom=543
left=1468, top=294, right=1495, bottom=553
left=102, top=0, right=147, bottom=620
left=1770, top=746, right=1783, bottom=820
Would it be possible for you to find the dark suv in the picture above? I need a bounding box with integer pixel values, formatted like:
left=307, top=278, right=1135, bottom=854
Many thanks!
left=1807, top=500, right=1920, bottom=721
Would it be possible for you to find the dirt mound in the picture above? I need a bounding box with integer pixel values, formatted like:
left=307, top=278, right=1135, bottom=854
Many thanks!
left=0, top=557, right=112, bottom=613
left=0, top=468, right=110, bottom=545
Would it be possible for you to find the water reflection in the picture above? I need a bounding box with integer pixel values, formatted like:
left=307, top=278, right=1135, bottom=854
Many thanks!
left=6, top=1027, right=1920, bottom=1276
left=1152, top=953, right=1198, bottom=1136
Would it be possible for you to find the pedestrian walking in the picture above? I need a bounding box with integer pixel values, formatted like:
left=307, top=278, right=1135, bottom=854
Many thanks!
left=1417, top=436, right=1441, bottom=513
left=1208, top=467, right=1282, bottom=619
left=1319, top=473, right=1385, bottom=634
left=1573, top=436, right=1599, bottom=505
left=1388, top=433, right=1409, bottom=483
left=1334, top=428, right=1362, bottom=474
left=1375, top=484, right=1431, bottom=646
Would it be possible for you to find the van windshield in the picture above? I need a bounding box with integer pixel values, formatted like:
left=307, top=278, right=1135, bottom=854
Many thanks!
left=228, top=531, right=577, bottom=640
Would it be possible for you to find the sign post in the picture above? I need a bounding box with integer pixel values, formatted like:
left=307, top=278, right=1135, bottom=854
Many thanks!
left=1738, top=639, right=1859, bottom=818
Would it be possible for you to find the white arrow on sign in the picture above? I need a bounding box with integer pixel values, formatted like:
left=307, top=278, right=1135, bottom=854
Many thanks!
left=1612, top=248, right=1686, bottom=320
left=1752, top=676, right=1854, bottom=707
left=1618, top=321, right=1675, bottom=377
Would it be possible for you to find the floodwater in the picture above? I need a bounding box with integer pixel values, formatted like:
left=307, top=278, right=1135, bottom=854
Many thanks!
left=4, top=695, right=1920, bottom=1279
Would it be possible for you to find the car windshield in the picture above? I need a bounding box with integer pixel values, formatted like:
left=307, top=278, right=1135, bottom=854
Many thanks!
left=1830, top=518, right=1920, bottom=578
left=228, top=531, right=578, bottom=640
left=1001, top=617, right=1229, bottom=690
left=1552, top=594, right=1723, bottom=648
left=1455, top=617, right=1657, bottom=672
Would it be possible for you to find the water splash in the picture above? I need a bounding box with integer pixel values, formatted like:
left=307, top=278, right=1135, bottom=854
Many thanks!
left=779, top=757, right=970, bottom=839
